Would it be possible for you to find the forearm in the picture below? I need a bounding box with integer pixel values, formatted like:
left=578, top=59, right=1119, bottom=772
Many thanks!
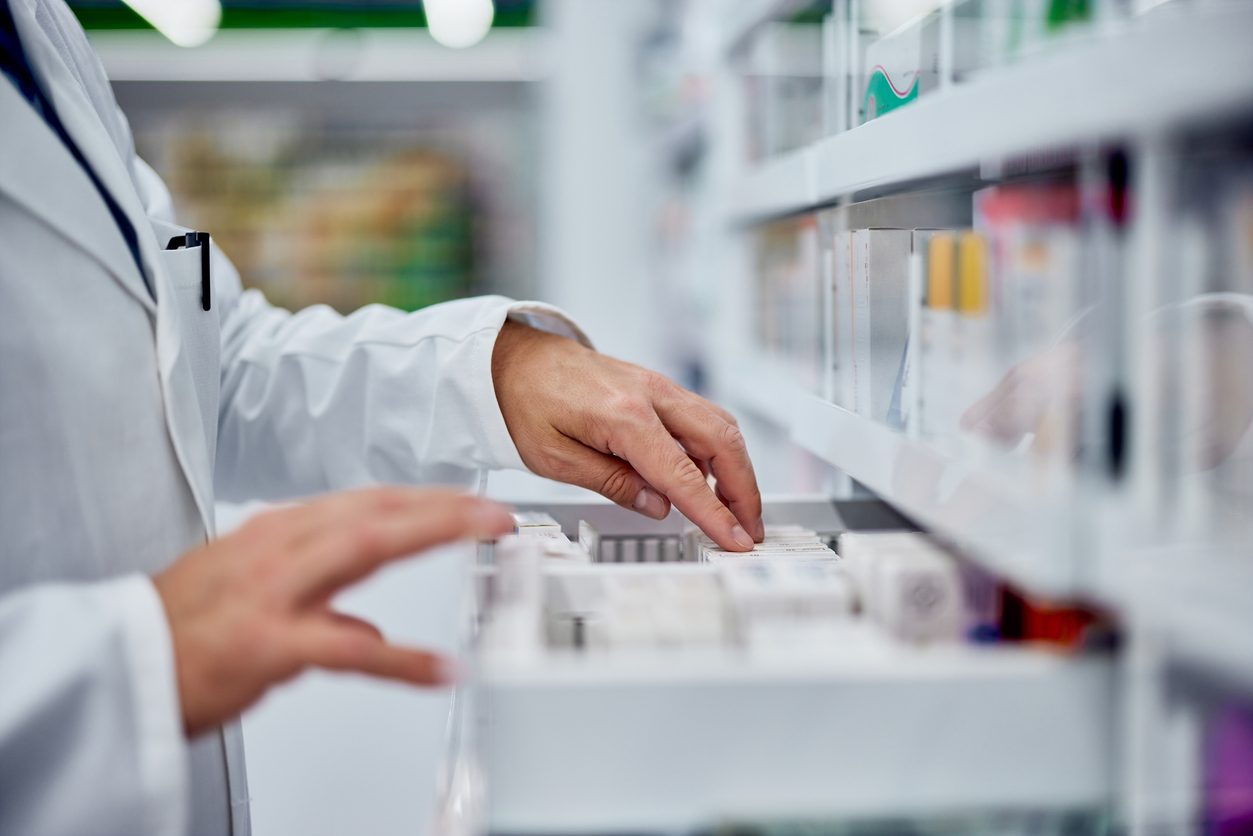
left=215, top=291, right=587, bottom=501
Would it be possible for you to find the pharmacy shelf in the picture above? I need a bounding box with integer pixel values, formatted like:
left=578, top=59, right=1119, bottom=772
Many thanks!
left=722, top=380, right=1253, bottom=663
left=729, top=2, right=1253, bottom=222
left=89, top=27, right=546, bottom=83
left=729, top=145, right=817, bottom=225
left=481, top=643, right=1115, bottom=833
left=711, top=350, right=1082, bottom=597
left=791, top=396, right=1081, bottom=599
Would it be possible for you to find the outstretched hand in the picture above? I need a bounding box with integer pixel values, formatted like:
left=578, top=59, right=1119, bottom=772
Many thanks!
left=492, top=320, right=763, bottom=552
left=155, top=488, right=513, bottom=736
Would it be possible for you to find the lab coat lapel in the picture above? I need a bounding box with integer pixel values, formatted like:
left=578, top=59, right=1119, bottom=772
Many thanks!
left=10, top=0, right=217, bottom=535
left=0, top=80, right=148, bottom=312
left=7, top=0, right=155, bottom=314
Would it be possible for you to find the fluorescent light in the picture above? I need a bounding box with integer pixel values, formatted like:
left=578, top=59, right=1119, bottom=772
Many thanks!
left=122, top=0, right=221, bottom=48
left=425, top=0, right=494, bottom=49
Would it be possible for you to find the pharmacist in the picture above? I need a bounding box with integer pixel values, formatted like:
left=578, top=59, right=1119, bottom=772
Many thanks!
left=0, top=2, right=764, bottom=835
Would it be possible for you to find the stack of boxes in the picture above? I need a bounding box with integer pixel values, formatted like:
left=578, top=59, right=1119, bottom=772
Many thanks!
left=483, top=514, right=1102, bottom=656
left=689, top=524, right=850, bottom=648
left=838, top=532, right=965, bottom=644
left=687, top=523, right=837, bottom=563
left=513, top=511, right=591, bottom=563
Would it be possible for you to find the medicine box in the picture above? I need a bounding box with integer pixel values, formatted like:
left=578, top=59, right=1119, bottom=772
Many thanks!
left=718, top=558, right=855, bottom=647
left=513, top=511, right=563, bottom=539
left=852, top=229, right=913, bottom=423
left=688, top=524, right=835, bottom=563
left=861, top=9, right=942, bottom=123
left=837, top=531, right=964, bottom=643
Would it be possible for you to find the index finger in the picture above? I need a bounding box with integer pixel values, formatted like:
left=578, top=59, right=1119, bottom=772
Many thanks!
left=655, top=391, right=763, bottom=542
left=611, top=415, right=756, bottom=552
left=295, top=489, right=514, bottom=602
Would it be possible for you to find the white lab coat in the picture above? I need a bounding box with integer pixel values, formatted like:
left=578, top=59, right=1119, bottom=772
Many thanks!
left=0, top=1, right=583, bottom=834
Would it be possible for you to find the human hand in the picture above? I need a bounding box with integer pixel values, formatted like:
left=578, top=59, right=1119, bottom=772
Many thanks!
left=154, top=488, right=513, bottom=737
left=491, top=320, right=763, bottom=551
left=961, top=304, right=1253, bottom=469
left=960, top=341, right=1083, bottom=454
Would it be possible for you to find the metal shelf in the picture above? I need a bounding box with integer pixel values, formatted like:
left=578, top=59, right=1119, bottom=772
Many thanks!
left=729, top=2, right=1253, bottom=223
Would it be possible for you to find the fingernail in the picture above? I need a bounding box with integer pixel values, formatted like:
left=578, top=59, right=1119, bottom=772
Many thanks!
left=754, top=519, right=766, bottom=542
left=731, top=524, right=755, bottom=550
left=633, top=488, right=667, bottom=520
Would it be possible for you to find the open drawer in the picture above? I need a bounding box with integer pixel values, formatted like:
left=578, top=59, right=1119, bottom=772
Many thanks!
left=472, top=499, right=1116, bottom=834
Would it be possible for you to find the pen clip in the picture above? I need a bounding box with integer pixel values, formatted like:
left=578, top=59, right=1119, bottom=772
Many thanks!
left=163, top=231, right=212, bottom=312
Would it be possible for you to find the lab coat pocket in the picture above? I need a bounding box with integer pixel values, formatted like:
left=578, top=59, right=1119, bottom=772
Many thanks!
left=154, top=226, right=221, bottom=469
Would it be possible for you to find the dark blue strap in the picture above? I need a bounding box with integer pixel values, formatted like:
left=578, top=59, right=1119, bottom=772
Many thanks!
left=0, top=0, right=150, bottom=292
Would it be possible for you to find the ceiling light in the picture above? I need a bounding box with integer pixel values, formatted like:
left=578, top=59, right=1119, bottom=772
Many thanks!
left=425, top=0, right=495, bottom=49
left=122, top=0, right=221, bottom=48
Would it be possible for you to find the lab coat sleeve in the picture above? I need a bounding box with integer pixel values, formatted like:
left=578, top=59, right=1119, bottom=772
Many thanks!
left=128, top=159, right=590, bottom=501
left=0, top=575, right=188, bottom=836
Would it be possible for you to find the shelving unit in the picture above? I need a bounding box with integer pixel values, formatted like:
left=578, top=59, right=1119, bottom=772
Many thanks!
left=667, top=2, right=1253, bottom=833
left=434, top=3, right=1253, bottom=835
left=705, top=1, right=1253, bottom=613
left=728, top=2, right=1253, bottom=222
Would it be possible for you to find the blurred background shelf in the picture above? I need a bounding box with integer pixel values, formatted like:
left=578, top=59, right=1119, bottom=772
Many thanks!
left=729, top=2, right=1253, bottom=223
left=90, top=27, right=547, bottom=82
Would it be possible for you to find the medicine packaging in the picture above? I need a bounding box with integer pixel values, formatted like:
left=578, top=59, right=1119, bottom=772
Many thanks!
left=481, top=535, right=545, bottom=660
left=718, top=558, right=856, bottom=648
left=860, top=8, right=942, bottom=124
left=512, top=511, right=564, bottom=539
left=587, top=571, right=727, bottom=649
left=837, top=531, right=965, bottom=643
left=854, top=229, right=913, bottom=423
left=688, top=524, right=834, bottom=563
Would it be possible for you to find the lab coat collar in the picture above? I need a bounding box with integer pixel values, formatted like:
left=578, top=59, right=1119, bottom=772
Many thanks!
left=5, top=0, right=218, bottom=537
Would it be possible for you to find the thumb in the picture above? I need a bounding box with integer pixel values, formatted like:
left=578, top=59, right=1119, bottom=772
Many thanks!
left=550, top=437, right=670, bottom=520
